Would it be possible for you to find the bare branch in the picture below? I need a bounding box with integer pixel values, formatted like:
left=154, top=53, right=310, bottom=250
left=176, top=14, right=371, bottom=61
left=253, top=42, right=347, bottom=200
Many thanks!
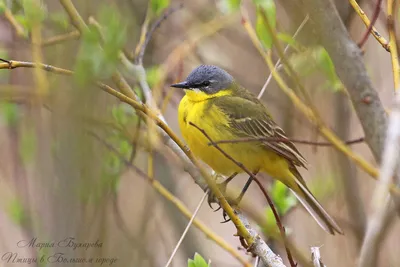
left=135, top=4, right=184, bottom=65
left=164, top=191, right=208, bottom=267
left=357, top=0, right=383, bottom=49
left=258, top=15, right=309, bottom=99
left=348, top=0, right=390, bottom=51
left=311, top=247, right=326, bottom=267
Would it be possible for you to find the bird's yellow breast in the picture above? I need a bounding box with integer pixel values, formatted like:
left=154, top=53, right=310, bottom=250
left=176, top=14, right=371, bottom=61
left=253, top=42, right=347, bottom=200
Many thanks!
left=178, top=91, right=286, bottom=176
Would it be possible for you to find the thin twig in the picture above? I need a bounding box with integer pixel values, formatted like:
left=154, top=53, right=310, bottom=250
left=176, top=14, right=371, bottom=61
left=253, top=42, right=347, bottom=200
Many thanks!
left=90, top=132, right=251, bottom=266
left=387, top=0, right=400, bottom=90
left=311, top=247, right=326, bottom=267
left=348, top=0, right=390, bottom=51
left=189, top=122, right=294, bottom=267
left=4, top=7, right=26, bottom=37
left=264, top=52, right=390, bottom=188
left=40, top=30, right=80, bottom=47
left=164, top=191, right=209, bottom=267
left=209, top=136, right=365, bottom=147
left=4, top=58, right=397, bottom=195
left=135, top=4, right=184, bottom=65
left=358, top=0, right=382, bottom=49
left=258, top=15, right=309, bottom=99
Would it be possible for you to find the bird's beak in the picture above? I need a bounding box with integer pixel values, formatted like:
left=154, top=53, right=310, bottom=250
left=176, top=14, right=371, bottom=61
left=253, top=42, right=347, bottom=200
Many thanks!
left=170, top=81, right=190, bottom=89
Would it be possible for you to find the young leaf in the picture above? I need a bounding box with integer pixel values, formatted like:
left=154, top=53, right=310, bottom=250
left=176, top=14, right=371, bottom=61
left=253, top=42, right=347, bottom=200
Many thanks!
left=151, top=0, right=170, bottom=16
left=255, top=0, right=276, bottom=49
left=289, top=46, right=343, bottom=92
left=188, top=253, right=209, bottom=267
left=271, top=181, right=297, bottom=215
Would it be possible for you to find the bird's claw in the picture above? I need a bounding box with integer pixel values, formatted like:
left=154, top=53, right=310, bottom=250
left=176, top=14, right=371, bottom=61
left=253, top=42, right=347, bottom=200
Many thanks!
left=206, top=178, right=229, bottom=211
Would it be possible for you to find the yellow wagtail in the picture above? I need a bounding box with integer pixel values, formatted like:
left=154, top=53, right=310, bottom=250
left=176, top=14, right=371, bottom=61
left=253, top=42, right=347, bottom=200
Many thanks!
left=171, top=65, right=343, bottom=235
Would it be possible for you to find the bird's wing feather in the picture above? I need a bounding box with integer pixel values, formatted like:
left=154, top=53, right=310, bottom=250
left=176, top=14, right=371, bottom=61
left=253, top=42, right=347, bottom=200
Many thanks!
left=212, top=95, right=308, bottom=168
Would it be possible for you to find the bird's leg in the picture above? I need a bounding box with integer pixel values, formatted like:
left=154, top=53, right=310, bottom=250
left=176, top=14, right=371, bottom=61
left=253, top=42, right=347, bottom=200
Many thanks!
left=207, top=172, right=238, bottom=211
left=221, top=171, right=259, bottom=223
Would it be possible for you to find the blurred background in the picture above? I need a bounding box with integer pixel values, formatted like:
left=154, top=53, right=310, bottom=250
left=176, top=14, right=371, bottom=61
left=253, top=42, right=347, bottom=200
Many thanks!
left=0, top=0, right=398, bottom=266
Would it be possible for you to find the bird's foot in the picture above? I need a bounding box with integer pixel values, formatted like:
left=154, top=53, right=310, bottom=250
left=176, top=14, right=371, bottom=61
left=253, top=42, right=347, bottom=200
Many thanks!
left=207, top=174, right=229, bottom=211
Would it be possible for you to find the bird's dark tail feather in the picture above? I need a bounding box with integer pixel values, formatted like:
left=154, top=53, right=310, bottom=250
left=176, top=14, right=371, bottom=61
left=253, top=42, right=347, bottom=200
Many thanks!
left=290, top=179, right=344, bottom=235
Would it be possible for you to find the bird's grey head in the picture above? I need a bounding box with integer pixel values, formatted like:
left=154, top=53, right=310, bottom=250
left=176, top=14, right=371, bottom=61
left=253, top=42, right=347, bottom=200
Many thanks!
left=170, top=65, right=234, bottom=94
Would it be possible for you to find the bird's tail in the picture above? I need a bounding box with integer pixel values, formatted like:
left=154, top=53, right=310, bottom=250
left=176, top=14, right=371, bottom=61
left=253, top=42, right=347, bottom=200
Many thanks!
left=289, top=174, right=343, bottom=235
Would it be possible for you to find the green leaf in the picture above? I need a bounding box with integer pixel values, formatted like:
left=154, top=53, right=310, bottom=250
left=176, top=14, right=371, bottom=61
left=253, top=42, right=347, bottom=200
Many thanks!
left=188, top=253, right=209, bottom=267
left=0, top=1, right=6, bottom=14
left=255, top=0, right=276, bottom=49
left=7, top=198, right=26, bottom=225
left=0, top=103, right=19, bottom=126
left=289, top=46, right=343, bottom=92
left=271, top=181, right=297, bottom=215
left=151, top=0, right=170, bottom=16
left=217, top=0, right=241, bottom=14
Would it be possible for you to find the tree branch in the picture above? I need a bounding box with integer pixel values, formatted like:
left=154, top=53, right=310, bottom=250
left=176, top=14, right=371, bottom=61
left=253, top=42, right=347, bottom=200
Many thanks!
left=189, top=122, right=294, bottom=267
left=348, top=0, right=390, bottom=51
left=300, top=0, right=387, bottom=163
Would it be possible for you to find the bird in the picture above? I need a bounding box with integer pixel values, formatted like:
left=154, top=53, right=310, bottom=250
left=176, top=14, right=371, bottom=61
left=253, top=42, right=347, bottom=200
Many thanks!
left=171, top=65, right=343, bottom=235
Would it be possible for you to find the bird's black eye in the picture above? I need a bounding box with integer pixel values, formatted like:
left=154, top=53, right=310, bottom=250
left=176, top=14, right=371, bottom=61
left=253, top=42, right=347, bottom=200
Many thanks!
left=202, top=81, right=210, bottom=86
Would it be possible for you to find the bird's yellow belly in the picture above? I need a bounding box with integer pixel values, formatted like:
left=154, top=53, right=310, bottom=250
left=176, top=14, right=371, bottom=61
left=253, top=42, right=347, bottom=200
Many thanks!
left=178, top=96, right=289, bottom=177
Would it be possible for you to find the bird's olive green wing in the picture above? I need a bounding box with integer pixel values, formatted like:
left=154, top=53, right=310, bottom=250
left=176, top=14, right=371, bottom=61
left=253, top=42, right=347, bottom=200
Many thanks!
left=212, top=95, right=308, bottom=168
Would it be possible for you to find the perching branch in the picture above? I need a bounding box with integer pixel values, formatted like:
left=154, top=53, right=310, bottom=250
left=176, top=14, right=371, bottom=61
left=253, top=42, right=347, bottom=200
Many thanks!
left=90, top=132, right=250, bottom=266
left=189, top=122, right=295, bottom=267
left=0, top=58, right=271, bottom=263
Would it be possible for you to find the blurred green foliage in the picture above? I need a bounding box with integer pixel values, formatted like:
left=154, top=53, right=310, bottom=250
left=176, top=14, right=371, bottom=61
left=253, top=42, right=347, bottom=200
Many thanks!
left=146, top=66, right=162, bottom=88
left=151, top=0, right=170, bottom=16
left=289, top=46, right=343, bottom=92
left=217, top=0, right=241, bottom=13
left=7, top=198, right=26, bottom=225
left=188, top=253, right=209, bottom=267
left=0, top=103, right=19, bottom=126
left=254, top=0, right=276, bottom=49
left=263, top=181, right=297, bottom=232
left=22, top=0, right=46, bottom=25
left=0, top=1, right=5, bottom=14
left=74, top=5, right=127, bottom=86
